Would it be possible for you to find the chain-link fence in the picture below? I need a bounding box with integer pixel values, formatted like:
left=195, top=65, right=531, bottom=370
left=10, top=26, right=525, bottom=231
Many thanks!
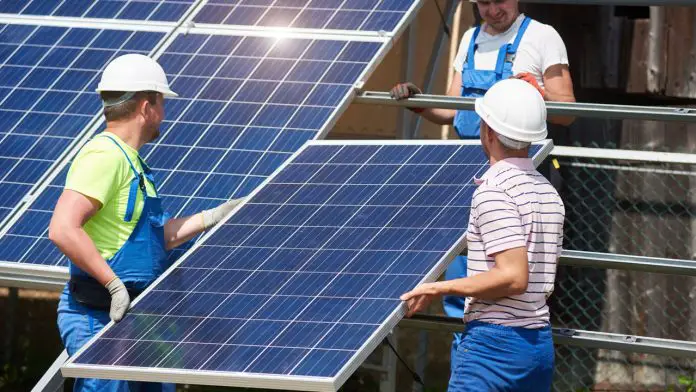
left=551, top=151, right=696, bottom=392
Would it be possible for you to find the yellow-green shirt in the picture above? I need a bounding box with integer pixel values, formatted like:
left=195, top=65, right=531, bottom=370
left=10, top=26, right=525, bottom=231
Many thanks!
left=65, top=132, right=156, bottom=261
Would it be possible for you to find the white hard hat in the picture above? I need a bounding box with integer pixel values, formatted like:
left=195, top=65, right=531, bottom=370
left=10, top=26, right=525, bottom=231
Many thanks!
left=474, top=78, right=547, bottom=143
left=96, top=54, right=177, bottom=103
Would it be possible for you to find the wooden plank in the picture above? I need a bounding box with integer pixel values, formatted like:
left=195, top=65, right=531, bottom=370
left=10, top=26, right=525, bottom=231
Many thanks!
left=664, top=7, right=696, bottom=98
left=627, top=19, right=650, bottom=93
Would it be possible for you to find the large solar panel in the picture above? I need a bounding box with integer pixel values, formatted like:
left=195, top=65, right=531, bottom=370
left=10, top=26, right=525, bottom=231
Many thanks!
left=0, top=30, right=385, bottom=269
left=0, top=23, right=164, bottom=226
left=0, top=0, right=195, bottom=22
left=63, top=140, right=552, bottom=391
left=193, top=0, right=420, bottom=33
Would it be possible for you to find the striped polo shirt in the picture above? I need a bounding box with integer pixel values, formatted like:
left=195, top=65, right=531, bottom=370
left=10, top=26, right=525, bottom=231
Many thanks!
left=464, top=157, right=565, bottom=329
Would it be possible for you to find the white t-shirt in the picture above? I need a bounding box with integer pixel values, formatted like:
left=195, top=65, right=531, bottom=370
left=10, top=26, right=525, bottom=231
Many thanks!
left=453, top=14, right=568, bottom=88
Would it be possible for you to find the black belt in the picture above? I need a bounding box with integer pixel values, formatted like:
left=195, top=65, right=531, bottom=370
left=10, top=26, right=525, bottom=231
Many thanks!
left=69, top=277, right=143, bottom=311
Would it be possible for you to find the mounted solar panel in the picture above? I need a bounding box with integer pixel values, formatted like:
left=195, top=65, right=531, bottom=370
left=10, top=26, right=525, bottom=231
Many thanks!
left=0, top=0, right=196, bottom=22
left=0, top=22, right=165, bottom=226
left=0, top=0, right=425, bottom=288
left=146, top=33, right=385, bottom=217
left=192, top=0, right=421, bottom=33
left=62, top=140, right=553, bottom=391
left=0, top=27, right=390, bottom=276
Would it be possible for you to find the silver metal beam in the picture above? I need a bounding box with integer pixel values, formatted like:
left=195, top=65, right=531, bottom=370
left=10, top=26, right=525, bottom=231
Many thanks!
left=3, top=250, right=696, bottom=291
left=398, top=25, right=418, bottom=139
left=564, top=161, right=696, bottom=176
left=552, top=145, right=696, bottom=165
left=561, top=250, right=696, bottom=275
left=412, top=0, right=458, bottom=139
left=31, top=350, right=68, bottom=392
left=353, top=92, right=696, bottom=123
left=0, top=262, right=68, bottom=291
left=399, top=314, right=696, bottom=359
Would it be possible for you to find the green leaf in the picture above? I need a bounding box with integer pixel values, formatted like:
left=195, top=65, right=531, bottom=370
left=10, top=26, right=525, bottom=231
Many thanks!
left=679, top=375, right=694, bottom=385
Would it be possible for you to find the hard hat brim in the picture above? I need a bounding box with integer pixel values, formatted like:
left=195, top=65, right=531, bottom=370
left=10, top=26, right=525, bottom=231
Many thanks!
left=161, top=88, right=178, bottom=98
left=96, top=84, right=178, bottom=98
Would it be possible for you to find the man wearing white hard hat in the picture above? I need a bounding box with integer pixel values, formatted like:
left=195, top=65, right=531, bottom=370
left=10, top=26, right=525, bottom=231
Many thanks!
left=49, top=54, right=241, bottom=392
left=401, top=79, right=565, bottom=391
left=391, top=0, right=574, bottom=369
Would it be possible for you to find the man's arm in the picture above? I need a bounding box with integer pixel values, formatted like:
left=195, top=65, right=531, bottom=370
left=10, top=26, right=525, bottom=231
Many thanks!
left=48, top=190, right=115, bottom=285
left=416, top=71, right=461, bottom=125
left=390, top=71, right=461, bottom=125
left=543, top=64, right=576, bottom=126
left=163, top=214, right=206, bottom=250
left=400, top=247, right=529, bottom=317
left=163, top=198, right=245, bottom=250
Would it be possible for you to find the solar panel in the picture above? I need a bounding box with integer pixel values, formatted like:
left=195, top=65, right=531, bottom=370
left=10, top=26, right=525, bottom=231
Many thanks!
left=0, top=0, right=195, bottom=22
left=62, top=140, right=552, bottom=391
left=0, top=23, right=164, bottom=227
left=193, top=0, right=420, bottom=33
left=0, top=31, right=383, bottom=269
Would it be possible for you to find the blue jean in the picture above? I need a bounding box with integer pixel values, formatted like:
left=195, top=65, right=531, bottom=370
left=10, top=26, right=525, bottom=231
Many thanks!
left=448, top=321, right=554, bottom=392
left=57, top=291, right=175, bottom=392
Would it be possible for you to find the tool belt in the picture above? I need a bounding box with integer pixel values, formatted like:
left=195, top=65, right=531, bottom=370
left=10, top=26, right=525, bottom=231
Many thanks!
left=69, top=276, right=143, bottom=311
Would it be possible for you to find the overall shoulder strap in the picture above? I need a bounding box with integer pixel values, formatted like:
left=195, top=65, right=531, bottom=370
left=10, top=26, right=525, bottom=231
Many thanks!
left=98, top=134, right=145, bottom=222
left=495, top=16, right=532, bottom=77
left=508, top=16, right=532, bottom=55
left=465, top=26, right=482, bottom=70
left=137, top=156, right=159, bottom=198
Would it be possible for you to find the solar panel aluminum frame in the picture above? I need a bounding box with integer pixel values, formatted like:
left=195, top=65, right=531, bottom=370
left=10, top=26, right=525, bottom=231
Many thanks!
left=61, top=139, right=554, bottom=391
left=0, top=1, right=427, bottom=288
left=187, top=0, right=426, bottom=37
left=0, top=13, right=179, bottom=32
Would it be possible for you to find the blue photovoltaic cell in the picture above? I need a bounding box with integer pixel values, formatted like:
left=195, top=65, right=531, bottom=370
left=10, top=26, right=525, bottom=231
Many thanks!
left=0, top=0, right=195, bottom=22
left=69, top=142, right=547, bottom=387
left=0, top=34, right=381, bottom=267
left=0, top=23, right=163, bottom=232
left=194, top=0, right=418, bottom=32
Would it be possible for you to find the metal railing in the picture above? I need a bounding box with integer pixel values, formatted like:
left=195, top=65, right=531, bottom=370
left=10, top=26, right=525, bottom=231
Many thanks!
left=399, top=314, right=696, bottom=359
left=3, top=249, right=695, bottom=292
left=354, top=91, right=696, bottom=122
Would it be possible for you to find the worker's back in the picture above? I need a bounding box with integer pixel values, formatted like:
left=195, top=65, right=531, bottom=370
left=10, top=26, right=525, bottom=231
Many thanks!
left=465, top=157, right=565, bottom=329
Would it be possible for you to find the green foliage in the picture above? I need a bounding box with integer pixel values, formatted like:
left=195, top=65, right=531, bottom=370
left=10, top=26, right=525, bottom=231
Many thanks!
left=678, top=375, right=695, bottom=392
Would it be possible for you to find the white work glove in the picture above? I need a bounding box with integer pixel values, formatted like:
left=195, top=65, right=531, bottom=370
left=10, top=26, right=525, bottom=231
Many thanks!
left=201, top=198, right=245, bottom=230
left=105, top=277, right=130, bottom=323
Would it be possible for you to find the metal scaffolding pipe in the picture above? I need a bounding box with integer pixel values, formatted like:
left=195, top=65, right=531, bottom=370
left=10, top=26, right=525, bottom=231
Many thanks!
left=400, top=314, right=696, bottom=359
left=353, top=91, right=696, bottom=122
left=552, top=146, right=696, bottom=165
left=3, top=251, right=696, bottom=292
left=561, top=250, right=696, bottom=275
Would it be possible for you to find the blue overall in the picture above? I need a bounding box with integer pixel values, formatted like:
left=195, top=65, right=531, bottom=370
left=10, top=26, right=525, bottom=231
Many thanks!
left=444, top=16, right=532, bottom=372
left=57, top=135, right=174, bottom=392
